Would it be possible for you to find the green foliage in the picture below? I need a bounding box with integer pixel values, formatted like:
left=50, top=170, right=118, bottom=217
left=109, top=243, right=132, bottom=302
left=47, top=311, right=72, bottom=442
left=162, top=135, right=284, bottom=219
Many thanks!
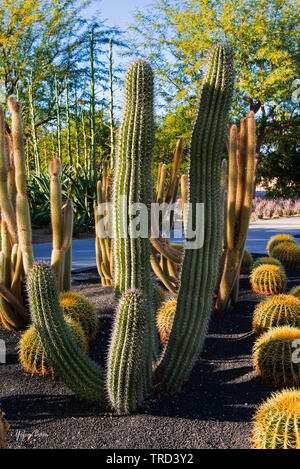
left=257, top=129, right=300, bottom=197
left=252, top=294, right=300, bottom=334
left=130, top=0, right=300, bottom=169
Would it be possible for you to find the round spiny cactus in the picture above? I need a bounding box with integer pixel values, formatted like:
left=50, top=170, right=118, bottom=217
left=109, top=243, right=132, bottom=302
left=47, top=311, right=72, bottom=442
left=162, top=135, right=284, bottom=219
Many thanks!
left=250, top=264, right=287, bottom=295
left=289, top=285, right=300, bottom=299
left=252, top=388, right=300, bottom=449
left=252, top=256, right=284, bottom=272
left=60, top=291, right=99, bottom=340
left=156, top=299, right=177, bottom=344
left=19, top=317, right=88, bottom=376
left=252, top=294, right=300, bottom=334
left=267, top=234, right=297, bottom=257
left=253, top=326, right=300, bottom=387
left=272, top=242, right=300, bottom=270
left=240, top=249, right=253, bottom=274
left=0, top=409, right=10, bottom=448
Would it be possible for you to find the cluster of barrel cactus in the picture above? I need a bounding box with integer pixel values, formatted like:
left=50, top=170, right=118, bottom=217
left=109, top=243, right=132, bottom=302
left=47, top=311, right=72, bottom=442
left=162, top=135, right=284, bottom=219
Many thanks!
left=252, top=389, right=300, bottom=449
left=267, top=234, right=297, bottom=256
left=25, top=42, right=235, bottom=413
left=251, top=256, right=283, bottom=271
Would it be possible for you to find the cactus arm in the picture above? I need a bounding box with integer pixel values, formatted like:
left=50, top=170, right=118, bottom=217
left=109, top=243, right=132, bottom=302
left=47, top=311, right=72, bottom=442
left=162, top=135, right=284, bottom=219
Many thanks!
left=226, top=125, right=237, bottom=250
left=0, top=107, right=18, bottom=245
left=27, top=262, right=105, bottom=402
left=49, top=158, right=63, bottom=282
left=107, top=290, right=148, bottom=413
left=7, top=96, right=34, bottom=275
left=153, top=43, right=234, bottom=392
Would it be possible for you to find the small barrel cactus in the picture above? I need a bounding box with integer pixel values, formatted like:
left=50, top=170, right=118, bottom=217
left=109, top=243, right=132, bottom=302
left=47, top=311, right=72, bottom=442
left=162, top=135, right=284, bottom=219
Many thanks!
left=156, top=299, right=177, bottom=344
left=250, top=264, right=287, bottom=295
left=253, top=326, right=300, bottom=387
left=252, top=256, right=284, bottom=272
left=272, top=242, right=300, bottom=270
left=267, top=234, right=297, bottom=256
left=240, top=249, right=253, bottom=274
left=60, top=291, right=99, bottom=340
left=289, top=285, right=300, bottom=299
left=252, top=294, right=300, bottom=334
left=19, top=317, right=88, bottom=376
left=252, top=388, right=300, bottom=449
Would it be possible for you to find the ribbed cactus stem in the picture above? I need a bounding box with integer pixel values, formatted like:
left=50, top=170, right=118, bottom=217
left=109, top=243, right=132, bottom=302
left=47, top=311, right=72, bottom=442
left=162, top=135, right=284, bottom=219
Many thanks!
left=112, top=60, right=155, bottom=393
left=27, top=262, right=105, bottom=402
left=0, top=106, right=17, bottom=245
left=107, top=290, right=149, bottom=413
left=7, top=96, right=34, bottom=275
left=154, top=43, right=234, bottom=391
left=50, top=158, right=63, bottom=277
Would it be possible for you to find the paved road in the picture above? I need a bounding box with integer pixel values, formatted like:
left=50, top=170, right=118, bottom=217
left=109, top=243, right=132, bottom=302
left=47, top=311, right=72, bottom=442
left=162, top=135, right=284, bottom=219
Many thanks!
left=33, top=216, right=300, bottom=270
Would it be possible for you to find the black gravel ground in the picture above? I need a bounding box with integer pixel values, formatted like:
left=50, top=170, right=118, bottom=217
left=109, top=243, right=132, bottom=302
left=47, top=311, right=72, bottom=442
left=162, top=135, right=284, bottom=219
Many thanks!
left=1, top=258, right=299, bottom=450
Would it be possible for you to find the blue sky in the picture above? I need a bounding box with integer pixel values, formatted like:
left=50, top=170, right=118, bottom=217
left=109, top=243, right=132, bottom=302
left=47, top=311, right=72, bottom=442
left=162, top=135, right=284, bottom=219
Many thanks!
left=84, top=0, right=153, bottom=29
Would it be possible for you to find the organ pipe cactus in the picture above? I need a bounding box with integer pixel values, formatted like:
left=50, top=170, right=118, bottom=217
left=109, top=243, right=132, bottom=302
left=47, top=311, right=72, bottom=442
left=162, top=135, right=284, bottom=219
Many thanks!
left=216, top=111, right=256, bottom=312
left=27, top=262, right=105, bottom=402
left=107, top=290, right=149, bottom=414
left=111, top=60, right=156, bottom=402
left=154, top=42, right=235, bottom=391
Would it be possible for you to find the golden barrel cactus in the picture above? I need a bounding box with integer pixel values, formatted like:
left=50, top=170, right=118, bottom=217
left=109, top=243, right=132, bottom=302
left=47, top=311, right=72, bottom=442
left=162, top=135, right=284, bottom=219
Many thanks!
left=252, top=389, right=300, bottom=449
left=60, top=292, right=99, bottom=340
left=240, top=249, right=253, bottom=274
left=267, top=234, right=297, bottom=257
left=253, top=326, right=300, bottom=387
left=289, top=285, right=300, bottom=299
left=250, top=264, right=287, bottom=295
left=19, top=317, right=88, bottom=376
left=272, top=242, right=300, bottom=270
left=253, top=294, right=300, bottom=334
left=251, top=256, right=283, bottom=272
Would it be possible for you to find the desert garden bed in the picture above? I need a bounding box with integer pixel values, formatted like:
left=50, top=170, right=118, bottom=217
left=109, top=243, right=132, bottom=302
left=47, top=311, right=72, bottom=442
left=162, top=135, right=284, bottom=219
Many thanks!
left=1, top=255, right=299, bottom=450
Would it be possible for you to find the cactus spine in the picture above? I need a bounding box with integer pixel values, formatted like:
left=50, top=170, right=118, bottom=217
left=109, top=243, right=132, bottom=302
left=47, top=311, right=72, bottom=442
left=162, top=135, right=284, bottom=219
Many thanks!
left=107, top=290, right=149, bottom=413
left=27, top=262, right=105, bottom=402
left=111, top=60, right=155, bottom=405
left=216, top=111, right=256, bottom=311
left=154, top=43, right=234, bottom=391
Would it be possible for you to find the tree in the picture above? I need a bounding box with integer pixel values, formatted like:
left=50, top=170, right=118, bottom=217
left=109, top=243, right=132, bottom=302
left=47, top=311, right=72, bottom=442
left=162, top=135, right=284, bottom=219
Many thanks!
left=130, top=0, right=300, bottom=175
left=257, top=127, right=300, bottom=197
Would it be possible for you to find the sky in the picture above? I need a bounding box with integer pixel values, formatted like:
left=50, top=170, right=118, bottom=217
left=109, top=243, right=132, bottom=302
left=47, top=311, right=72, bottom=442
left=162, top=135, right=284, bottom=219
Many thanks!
left=84, top=0, right=153, bottom=29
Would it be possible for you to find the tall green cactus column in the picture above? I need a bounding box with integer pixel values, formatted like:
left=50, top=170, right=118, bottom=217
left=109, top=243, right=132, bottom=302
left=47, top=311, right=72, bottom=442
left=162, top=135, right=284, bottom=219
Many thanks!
left=154, top=43, right=234, bottom=392
left=109, top=60, right=155, bottom=411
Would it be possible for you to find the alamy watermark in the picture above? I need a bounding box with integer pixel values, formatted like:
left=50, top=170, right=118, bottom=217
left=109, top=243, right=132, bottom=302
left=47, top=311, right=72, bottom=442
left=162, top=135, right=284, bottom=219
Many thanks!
left=292, top=339, right=300, bottom=364
left=96, top=199, right=205, bottom=249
